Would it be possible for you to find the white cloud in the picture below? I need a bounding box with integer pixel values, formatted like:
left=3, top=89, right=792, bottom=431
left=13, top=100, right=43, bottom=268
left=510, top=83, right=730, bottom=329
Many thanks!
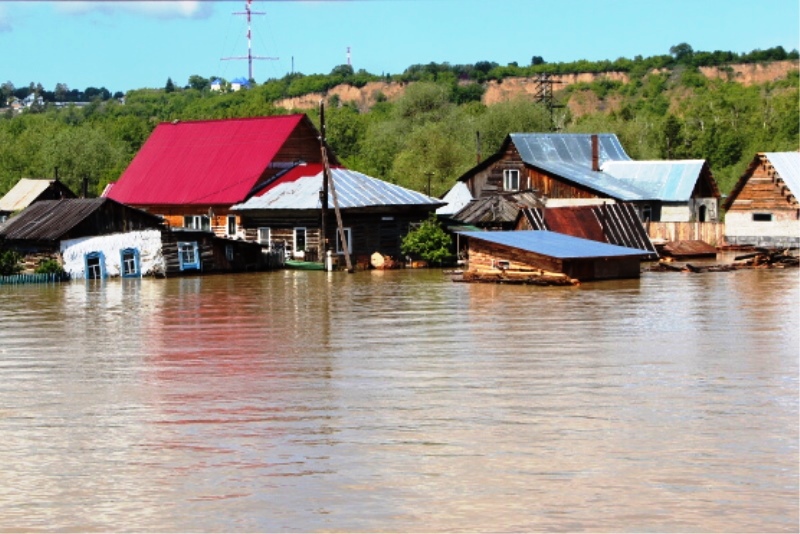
left=55, top=1, right=214, bottom=20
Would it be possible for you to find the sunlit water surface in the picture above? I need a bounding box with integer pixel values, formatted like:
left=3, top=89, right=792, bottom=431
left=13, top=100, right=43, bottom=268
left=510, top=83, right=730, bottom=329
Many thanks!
left=0, top=267, right=797, bottom=532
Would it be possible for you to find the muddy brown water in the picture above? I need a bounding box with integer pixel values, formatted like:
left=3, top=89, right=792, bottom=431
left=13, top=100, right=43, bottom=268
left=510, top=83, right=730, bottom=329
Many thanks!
left=0, top=267, right=797, bottom=532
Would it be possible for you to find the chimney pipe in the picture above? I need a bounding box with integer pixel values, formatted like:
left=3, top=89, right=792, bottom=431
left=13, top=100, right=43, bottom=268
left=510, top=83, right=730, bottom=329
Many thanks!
left=591, top=134, right=599, bottom=172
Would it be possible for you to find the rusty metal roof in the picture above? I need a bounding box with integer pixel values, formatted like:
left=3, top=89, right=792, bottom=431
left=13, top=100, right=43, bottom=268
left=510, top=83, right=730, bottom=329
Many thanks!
left=520, top=203, right=658, bottom=259
left=457, top=230, right=653, bottom=259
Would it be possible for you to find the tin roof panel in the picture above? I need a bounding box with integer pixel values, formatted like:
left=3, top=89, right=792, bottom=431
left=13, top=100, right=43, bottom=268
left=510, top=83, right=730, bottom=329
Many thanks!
left=457, top=229, right=652, bottom=259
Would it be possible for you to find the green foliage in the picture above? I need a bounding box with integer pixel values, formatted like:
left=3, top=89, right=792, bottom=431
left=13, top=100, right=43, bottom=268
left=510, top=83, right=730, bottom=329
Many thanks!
left=34, top=259, right=64, bottom=275
left=401, top=215, right=453, bottom=265
left=0, top=248, right=22, bottom=276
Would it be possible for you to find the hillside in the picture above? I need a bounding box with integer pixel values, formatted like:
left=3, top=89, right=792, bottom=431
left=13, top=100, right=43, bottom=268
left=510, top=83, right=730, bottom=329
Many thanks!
left=274, top=60, right=799, bottom=115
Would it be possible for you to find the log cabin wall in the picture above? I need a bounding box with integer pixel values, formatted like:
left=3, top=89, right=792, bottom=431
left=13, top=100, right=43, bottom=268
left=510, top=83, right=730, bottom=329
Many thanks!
left=467, top=240, right=563, bottom=273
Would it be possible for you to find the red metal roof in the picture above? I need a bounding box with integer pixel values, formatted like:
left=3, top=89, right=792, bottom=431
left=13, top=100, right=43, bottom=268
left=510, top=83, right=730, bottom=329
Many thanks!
left=107, top=114, right=307, bottom=206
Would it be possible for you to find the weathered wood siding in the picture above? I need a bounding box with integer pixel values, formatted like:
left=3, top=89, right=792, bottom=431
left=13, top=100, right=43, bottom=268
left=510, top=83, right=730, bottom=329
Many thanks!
left=646, top=222, right=726, bottom=246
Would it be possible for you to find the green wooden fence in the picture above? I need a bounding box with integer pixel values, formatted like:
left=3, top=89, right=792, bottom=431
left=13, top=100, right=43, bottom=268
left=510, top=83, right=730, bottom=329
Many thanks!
left=0, top=272, right=70, bottom=285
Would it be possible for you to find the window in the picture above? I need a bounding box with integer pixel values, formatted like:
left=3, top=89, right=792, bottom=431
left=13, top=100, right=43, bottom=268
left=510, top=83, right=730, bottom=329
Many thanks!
left=336, top=228, right=352, bottom=254
left=184, top=215, right=210, bottom=231
left=294, top=227, right=306, bottom=254
left=753, top=213, right=773, bottom=222
left=225, top=244, right=234, bottom=262
left=84, top=251, right=105, bottom=279
left=178, top=241, right=200, bottom=271
left=641, top=204, right=652, bottom=222
left=120, top=248, right=140, bottom=278
left=503, top=169, right=520, bottom=191
left=257, top=227, right=271, bottom=246
left=227, top=215, right=237, bottom=237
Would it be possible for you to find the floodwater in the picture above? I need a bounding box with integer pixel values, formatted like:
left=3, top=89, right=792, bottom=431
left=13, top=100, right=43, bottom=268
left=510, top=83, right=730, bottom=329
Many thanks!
left=0, top=265, right=797, bottom=532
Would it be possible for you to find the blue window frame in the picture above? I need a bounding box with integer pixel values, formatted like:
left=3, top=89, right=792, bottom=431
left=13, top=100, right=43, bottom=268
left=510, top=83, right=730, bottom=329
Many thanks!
left=84, top=251, right=105, bottom=279
left=178, top=241, right=200, bottom=271
left=120, top=248, right=141, bottom=278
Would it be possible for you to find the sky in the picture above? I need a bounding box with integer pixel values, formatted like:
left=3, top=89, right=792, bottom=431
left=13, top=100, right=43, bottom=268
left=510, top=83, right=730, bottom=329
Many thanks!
left=1, top=0, right=798, bottom=95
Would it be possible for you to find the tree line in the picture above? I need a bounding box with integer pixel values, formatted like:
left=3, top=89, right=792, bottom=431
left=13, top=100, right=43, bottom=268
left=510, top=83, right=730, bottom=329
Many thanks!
left=0, top=44, right=797, bottom=204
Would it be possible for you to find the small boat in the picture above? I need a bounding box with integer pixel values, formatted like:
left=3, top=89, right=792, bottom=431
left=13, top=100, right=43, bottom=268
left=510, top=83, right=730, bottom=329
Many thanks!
left=284, top=259, right=325, bottom=271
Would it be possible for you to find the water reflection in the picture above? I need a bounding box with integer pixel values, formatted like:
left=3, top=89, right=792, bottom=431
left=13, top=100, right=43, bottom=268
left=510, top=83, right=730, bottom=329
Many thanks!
left=0, top=269, right=797, bottom=532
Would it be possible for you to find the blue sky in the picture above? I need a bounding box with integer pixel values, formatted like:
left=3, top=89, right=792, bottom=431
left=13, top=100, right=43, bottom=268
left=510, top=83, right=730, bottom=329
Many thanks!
left=1, top=0, right=798, bottom=95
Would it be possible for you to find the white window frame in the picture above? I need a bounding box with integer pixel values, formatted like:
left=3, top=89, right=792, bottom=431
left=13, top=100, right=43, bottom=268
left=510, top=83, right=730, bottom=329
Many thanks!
left=294, top=227, right=307, bottom=254
left=503, top=169, right=520, bottom=191
left=336, top=227, right=352, bottom=254
left=257, top=227, right=271, bottom=246
left=184, top=215, right=210, bottom=231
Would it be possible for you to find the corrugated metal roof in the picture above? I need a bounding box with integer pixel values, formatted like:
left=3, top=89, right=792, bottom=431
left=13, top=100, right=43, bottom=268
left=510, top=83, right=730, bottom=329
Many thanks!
left=232, top=165, right=443, bottom=211
left=0, top=179, right=59, bottom=212
left=457, top=230, right=652, bottom=259
left=106, top=114, right=307, bottom=206
left=510, top=133, right=651, bottom=200
left=1, top=199, right=113, bottom=241
left=436, top=181, right=473, bottom=215
left=522, top=204, right=658, bottom=259
left=601, top=160, right=706, bottom=201
left=765, top=152, right=800, bottom=196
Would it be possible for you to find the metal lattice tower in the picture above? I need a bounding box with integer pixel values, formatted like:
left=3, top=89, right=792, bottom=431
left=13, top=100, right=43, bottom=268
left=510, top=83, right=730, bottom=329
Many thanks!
left=221, top=0, right=278, bottom=81
left=533, top=73, right=564, bottom=131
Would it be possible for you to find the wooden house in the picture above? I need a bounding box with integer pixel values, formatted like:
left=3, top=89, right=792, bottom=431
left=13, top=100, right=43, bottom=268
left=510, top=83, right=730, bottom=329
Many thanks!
left=457, top=230, right=652, bottom=281
left=0, top=198, right=267, bottom=278
left=444, top=133, right=720, bottom=223
left=0, top=178, right=76, bottom=222
left=103, top=114, right=338, bottom=239
left=231, top=164, right=444, bottom=265
left=722, top=152, right=800, bottom=249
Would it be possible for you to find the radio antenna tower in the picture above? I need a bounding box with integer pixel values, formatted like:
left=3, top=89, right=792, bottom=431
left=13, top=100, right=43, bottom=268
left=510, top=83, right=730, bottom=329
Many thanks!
left=221, top=0, right=277, bottom=81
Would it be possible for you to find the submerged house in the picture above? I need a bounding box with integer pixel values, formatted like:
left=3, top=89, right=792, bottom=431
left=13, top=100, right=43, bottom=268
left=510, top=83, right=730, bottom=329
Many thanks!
left=722, top=152, right=800, bottom=249
left=231, top=164, right=444, bottom=263
left=447, top=133, right=720, bottom=223
left=104, top=114, right=338, bottom=240
left=458, top=230, right=653, bottom=281
left=0, top=178, right=76, bottom=223
left=0, top=198, right=265, bottom=278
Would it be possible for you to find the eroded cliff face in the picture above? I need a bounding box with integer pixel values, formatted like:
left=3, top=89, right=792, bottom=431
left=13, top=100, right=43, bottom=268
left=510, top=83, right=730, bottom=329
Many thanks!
left=274, top=60, right=798, bottom=113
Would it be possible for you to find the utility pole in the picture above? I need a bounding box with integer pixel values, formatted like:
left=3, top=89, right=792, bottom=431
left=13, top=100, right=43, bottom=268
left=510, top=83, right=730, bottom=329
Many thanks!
left=221, top=0, right=277, bottom=81
left=425, top=172, right=435, bottom=197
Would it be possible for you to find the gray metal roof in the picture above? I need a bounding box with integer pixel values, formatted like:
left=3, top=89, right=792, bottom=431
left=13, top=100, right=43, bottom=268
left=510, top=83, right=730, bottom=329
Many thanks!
left=233, top=168, right=443, bottom=211
left=601, top=160, right=706, bottom=201
left=509, top=133, right=654, bottom=200
left=765, top=152, right=800, bottom=196
left=457, top=229, right=652, bottom=259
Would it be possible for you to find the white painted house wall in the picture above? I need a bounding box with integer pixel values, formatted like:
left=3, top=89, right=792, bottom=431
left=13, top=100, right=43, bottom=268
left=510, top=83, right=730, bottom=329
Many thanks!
left=724, top=212, right=800, bottom=248
left=60, top=230, right=164, bottom=279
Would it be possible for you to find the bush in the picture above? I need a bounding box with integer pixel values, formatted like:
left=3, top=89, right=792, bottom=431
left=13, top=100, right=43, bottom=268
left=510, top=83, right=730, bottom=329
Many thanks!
left=0, top=249, right=22, bottom=276
left=401, top=215, right=453, bottom=265
left=35, top=259, right=65, bottom=275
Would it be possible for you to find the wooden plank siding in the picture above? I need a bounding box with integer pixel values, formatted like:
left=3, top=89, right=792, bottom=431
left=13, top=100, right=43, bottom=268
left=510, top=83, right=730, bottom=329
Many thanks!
left=646, top=221, right=726, bottom=246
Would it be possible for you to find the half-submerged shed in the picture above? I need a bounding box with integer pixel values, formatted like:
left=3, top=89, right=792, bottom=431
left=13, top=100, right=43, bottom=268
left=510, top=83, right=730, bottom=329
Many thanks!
left=722, top=152, right=800, bottom=249
left=458, top=230, right=652, bottom=282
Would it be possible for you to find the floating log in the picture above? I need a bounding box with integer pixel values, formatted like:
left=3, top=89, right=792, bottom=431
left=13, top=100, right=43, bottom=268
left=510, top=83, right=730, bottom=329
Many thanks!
left=456, top=268, right=579, bottom=286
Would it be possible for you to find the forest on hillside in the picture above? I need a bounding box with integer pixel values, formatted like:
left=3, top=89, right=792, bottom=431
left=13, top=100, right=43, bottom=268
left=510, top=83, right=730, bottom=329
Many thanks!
left=0, top=44, right=797, bottom=202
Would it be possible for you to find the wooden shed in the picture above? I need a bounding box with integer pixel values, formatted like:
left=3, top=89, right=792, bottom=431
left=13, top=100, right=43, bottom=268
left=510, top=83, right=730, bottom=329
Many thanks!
left=458, top=230, right=652, bottom=282
left=722, top=152, right=799, bottom=249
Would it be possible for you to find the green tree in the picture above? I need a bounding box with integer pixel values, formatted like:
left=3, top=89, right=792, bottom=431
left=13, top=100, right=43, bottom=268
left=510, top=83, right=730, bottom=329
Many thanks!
left=401, top=215, right=453, bottom=265
left=0, top=249, right=22, bottom=276
left=165, top=78, right=175, bottom=93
